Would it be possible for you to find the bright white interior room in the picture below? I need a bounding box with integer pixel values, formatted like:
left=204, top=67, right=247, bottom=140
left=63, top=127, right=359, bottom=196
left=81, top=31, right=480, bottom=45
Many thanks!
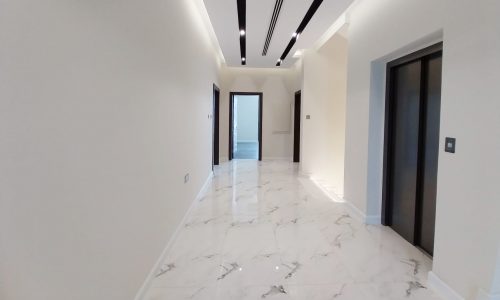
left=0, top=1, right=499, bottom=300
left=233, top=95, right=260, bottom=159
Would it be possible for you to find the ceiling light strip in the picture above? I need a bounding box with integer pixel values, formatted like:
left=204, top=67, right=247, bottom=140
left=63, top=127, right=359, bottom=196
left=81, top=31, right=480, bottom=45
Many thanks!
left=276, top=0, right=323, bottom=66
left=237, top=0, right=246, bottom=65
left=262, top=0, right=284, bottom=56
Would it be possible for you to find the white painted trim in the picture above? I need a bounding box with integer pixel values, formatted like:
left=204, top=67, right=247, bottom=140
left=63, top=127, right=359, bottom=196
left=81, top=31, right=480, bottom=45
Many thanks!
left=195, top=173, right=214, bottom=200
left=134, top=172, right=213, bottom=300
left=342, top=199, right=381, bottom=225
left=365, top=214, right=382, bottom=225
left=343, top=200, right=366, bottom=223
left=307, top=175, right=381, bottom=225
left=427, top=271, right=465, bottom=300
left=262, top=156, right=292, bottom=161
left=308, top=176, right=344, bottom=204
left=477, top=289, right=500, bottom=300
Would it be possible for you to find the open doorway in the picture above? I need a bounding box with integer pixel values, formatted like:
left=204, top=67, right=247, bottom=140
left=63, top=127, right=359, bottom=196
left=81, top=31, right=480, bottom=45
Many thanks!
left=229, top=92, right=263, bottom=161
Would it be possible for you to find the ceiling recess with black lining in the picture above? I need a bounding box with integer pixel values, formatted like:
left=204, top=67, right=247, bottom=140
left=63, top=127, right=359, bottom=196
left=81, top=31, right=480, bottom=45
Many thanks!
left=203, top=0, right=353, bottom=68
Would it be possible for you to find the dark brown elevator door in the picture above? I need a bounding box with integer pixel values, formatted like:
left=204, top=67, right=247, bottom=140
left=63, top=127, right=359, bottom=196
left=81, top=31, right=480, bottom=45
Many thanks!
left=385, top=44, right=443, bottom=256
left=417, top=55, right=442, bottom=255
left=389, top=60, right=422, bottom=243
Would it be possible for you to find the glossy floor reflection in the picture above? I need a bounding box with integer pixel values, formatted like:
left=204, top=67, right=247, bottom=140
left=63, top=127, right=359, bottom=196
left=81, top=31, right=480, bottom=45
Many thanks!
left=233, top=142, right=259, bottom=159
left=144, top=160, right=443, bottom=300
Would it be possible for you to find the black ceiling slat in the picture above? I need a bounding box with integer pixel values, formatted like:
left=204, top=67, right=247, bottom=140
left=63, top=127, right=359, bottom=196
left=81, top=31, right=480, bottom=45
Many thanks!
left=237, top=0, right=246, bottom=65
left=276, top=0, right=324, bottom=66
left=237, top=0, right=246, bottom=30
left=278, top=38, right=297, bottom=62
left=297, top=0, right=323, bottom=33
left=263, top=0, right=284, bottom=56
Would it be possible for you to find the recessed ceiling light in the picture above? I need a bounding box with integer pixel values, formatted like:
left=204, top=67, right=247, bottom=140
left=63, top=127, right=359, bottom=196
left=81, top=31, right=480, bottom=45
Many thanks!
left=240, top=29, right=246, bottom=36
left=242, top=57, right=246, bottom=62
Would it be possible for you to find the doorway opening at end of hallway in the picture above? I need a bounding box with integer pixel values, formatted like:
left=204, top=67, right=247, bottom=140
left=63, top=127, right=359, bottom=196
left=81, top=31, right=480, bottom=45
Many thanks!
left=229, top=92, right=263, bottom=161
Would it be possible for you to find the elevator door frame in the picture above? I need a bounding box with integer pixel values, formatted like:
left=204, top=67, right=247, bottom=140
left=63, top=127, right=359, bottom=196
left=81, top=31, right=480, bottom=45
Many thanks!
left=382, top=42, right=443, bottom=249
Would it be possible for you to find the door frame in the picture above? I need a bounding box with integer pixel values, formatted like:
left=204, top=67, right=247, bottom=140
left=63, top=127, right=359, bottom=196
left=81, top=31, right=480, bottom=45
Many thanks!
left=293, top=91, right=301, bottom=163
left=229, top=92, right=263, bottom=161
left=382, top=42, right=443, bottom=228
left=212, top=84, right=220, bottom=168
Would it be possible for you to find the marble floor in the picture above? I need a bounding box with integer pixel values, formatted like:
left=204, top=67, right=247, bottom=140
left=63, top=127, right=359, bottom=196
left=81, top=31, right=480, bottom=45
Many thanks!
left=143, top=160, right=443, bottom=300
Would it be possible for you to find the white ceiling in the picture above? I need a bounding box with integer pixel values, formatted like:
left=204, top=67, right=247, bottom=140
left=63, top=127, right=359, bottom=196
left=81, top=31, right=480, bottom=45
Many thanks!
left=203, top=0, right=353, bottom=68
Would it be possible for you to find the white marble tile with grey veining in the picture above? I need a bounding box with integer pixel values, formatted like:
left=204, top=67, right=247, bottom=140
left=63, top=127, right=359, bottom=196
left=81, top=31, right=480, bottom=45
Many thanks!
left=143, top=160, right=442, bottom=300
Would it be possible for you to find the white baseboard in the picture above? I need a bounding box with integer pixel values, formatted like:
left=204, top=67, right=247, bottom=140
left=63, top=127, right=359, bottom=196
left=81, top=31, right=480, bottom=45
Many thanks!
left=365, top=214, right=382, bottom=225
left=343, top=200, right=366, bottom=223
left=195, top=172, right=214, bottom=200
left=134, top=172, right=213, bottom=300
left=477, top=289, right=500, bottom=300
left=427, top=271, right=465, bottom=300
left=262, top=156, right=292, bottom=161
left=306, top=176, right=380, bottom=225
left=343, top=199, right=381, bottom=225
left=308, top=176, right=344, bottom=203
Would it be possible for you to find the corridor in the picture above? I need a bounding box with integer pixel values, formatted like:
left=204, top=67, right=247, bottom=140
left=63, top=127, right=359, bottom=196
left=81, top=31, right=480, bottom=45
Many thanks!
left=144, top=161, right=441, bottom=300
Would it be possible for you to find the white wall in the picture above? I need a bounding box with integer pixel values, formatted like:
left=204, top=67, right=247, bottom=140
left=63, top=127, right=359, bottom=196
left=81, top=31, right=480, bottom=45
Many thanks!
left=343, top=0, right=500, bottom=298
left=0, top=1, right=222, bottom=300
left=220, top=67, right=299, bottom=160
left=492, top=248, right=500, bottom=295
left=235, top=95, right=259, bottom=142
left=300, top=33, right=348, bottom=197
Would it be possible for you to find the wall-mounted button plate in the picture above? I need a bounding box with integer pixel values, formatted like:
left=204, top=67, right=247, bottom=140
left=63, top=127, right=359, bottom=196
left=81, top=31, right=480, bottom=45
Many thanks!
left=445, top=137, right=456, bottom=153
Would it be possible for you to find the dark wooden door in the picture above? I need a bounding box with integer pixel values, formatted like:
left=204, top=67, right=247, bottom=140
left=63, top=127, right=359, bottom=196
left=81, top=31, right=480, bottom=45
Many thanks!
left=293, top=91, right=301, bottom=163
left=388, top=60, right=422, bottom=243
left=417, top=54, right=442, bottom=255
left=383, top=43, right=442, bottom=256
left=212, top=84, right=220, bottom=168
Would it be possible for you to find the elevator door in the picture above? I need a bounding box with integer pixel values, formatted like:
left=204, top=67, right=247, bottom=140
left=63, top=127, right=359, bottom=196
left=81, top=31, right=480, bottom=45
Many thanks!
left=384, top=44, right=442, bottom=256
left=417, top=54, right=442, bottom=254
left=388, top=60, right=422, bottom=244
